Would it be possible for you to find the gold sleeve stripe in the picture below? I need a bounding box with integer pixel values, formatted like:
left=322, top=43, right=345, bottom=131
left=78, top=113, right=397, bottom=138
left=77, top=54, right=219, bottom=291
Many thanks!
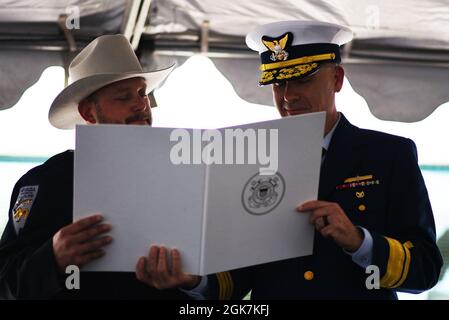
left=404, top=241, right=414, bottom=249
left=260, top=53, right=336, bottom=71
left=392, top=242, right=412, bottom=288
left=380, top=237, right=405, bottom=288
left=380, top=237, right=413, bottom=288
left=226, top=271, right=234, bottom=299
left=216, top=272, right=233, bottom=300
left=216, top=272, right=226, bottom=300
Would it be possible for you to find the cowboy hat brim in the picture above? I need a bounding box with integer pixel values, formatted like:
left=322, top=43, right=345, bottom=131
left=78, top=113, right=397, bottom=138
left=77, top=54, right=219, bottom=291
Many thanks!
left=49, top=64, right=175, bottom=129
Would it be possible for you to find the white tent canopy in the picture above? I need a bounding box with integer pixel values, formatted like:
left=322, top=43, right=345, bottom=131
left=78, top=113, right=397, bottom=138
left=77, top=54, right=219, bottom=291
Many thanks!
left=1, top=0, right=449, bottom=122
left=1, top=1, right=449, bottom=301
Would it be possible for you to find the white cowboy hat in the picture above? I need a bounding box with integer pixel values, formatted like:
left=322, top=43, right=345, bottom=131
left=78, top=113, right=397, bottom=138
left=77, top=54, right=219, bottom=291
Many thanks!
left=49, top=34, right=175, bottom=129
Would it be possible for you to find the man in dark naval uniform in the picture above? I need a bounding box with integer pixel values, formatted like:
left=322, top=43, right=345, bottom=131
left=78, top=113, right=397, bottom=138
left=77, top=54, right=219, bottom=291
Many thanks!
left=144, top=21, right=443, bottom=299
left=0, top=34, right=189, bottom=299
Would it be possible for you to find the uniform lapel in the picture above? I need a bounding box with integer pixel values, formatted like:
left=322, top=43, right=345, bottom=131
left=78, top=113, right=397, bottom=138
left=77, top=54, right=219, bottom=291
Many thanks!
left=318, top=114, right=365, bottom=200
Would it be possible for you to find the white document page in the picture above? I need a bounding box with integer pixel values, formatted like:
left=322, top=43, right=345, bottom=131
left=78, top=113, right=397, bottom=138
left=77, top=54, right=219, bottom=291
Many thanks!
left=74, top=112, right=325, bottom=275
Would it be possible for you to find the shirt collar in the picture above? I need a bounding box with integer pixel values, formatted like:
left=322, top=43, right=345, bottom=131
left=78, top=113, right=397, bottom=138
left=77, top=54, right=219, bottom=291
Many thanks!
left=322, top=112, right=341, bottom=151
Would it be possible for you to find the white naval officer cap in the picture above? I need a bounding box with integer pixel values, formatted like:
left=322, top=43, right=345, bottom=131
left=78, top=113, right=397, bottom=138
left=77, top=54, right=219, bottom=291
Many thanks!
left=245, top=20, right=353, bottom=86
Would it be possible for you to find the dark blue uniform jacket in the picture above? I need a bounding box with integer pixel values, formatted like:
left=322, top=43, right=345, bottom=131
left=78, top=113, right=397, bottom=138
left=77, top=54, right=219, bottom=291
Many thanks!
left=208, top=114, right=442, bottom=300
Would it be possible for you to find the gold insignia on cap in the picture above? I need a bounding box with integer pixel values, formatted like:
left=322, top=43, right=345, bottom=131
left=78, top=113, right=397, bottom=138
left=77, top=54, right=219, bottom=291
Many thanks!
left=262, top=33, right=290, bottom=62
left=260, top=53, right=335, bottom=71
left=260, top=63, right=319, bottom=85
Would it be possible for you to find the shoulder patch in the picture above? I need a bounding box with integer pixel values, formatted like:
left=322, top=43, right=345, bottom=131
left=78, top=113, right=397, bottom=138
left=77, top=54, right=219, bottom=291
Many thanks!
left=12, top=185, right=39, bottom=235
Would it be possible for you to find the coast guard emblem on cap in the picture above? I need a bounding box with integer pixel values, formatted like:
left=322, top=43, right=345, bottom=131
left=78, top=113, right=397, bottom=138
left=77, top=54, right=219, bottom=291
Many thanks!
left=262, top=32, right=291, bottom=62
left=242, top=172, right=285, bottom=215
left=12, top=185, right=39, bottom=235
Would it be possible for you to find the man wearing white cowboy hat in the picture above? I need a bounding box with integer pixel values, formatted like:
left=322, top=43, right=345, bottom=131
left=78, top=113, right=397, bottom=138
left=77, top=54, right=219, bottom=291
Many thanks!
left=146, top=20, right=442, bottom=299
left=0, top=34, right=191, bottom=299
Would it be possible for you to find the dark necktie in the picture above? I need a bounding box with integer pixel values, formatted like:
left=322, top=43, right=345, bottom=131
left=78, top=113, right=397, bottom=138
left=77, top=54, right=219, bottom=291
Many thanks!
left=321, top=147, right=327, bottom=164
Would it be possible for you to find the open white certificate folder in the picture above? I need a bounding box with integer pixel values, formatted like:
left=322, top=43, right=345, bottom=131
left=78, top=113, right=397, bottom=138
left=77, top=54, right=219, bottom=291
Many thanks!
left=74, top=112, right=325, bottom=275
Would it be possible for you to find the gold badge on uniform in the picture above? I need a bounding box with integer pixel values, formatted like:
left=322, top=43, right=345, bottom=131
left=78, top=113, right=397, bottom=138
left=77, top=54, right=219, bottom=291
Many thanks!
left=336, top=174, right=380, bottom=190
left=344, top=175, right=373, bottom=183
left=12, top=185, right=39, bottom=235
left=356, top=191, right=365, bottom=198
left=304, top=271, right=314, bottom=281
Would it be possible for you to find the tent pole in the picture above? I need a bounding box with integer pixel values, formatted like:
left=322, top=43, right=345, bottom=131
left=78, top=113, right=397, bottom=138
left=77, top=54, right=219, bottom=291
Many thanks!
left=201, top=20, right=210, bottom=54
left=131, top=0, right=152, bottom=50
left=122, top=0, right=142, bottom=41
left=57, top=14, right=77, bottom=87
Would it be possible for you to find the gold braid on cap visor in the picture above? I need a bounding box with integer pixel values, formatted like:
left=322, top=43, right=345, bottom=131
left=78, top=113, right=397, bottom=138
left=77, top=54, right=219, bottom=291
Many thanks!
left=259, top=53, right=336, bottom=85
